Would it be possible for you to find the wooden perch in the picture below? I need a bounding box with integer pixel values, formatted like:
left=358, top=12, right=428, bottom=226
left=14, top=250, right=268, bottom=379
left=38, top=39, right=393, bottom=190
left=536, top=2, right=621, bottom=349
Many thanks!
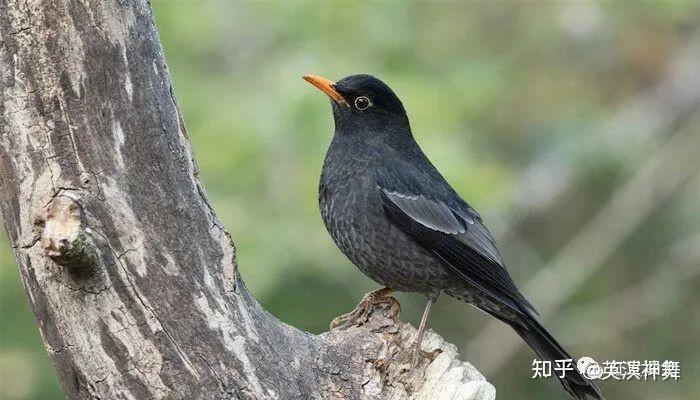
left=0, top=1, right=494, bottom=399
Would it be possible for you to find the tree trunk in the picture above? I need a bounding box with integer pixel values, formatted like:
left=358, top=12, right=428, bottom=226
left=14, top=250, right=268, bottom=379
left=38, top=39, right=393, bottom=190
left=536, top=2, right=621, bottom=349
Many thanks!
left=0, top=1, right=494, bottom=399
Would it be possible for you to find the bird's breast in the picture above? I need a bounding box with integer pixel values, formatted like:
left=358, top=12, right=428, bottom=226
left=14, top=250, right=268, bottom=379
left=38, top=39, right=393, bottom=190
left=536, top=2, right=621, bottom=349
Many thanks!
left=318, top=147, right=453, bottom=293
left=318, top=146, right=387, bottom=266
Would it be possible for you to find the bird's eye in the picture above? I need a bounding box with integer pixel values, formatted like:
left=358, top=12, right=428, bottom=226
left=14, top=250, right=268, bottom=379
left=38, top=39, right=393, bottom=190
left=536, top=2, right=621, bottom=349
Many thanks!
left=354, top=96, right=371, bottom=110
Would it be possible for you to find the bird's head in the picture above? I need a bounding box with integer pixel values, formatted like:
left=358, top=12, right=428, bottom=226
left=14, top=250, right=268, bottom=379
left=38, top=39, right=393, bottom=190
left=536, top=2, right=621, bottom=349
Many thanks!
left=303, top=74, right=410, bottom=138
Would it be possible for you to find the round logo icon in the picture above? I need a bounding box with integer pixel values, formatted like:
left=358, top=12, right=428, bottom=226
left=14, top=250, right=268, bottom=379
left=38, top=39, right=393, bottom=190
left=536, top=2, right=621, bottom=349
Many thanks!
left=577, top=357, right=602, bottom=380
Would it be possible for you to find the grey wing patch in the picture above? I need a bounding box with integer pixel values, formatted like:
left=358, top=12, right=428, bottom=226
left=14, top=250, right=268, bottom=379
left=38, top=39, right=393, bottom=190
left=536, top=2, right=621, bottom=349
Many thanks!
left=380, top=187, right=537, bottom=316
left=381, top=189, right=468, bottom=234
left=456, top=220, right=504, bottom=265
left=382, top=188, right=504, bottom=265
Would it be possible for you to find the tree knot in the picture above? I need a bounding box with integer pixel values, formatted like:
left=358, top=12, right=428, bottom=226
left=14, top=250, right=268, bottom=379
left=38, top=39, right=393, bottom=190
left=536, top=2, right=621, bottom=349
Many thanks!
left=39, top=193, right=98, bottom=270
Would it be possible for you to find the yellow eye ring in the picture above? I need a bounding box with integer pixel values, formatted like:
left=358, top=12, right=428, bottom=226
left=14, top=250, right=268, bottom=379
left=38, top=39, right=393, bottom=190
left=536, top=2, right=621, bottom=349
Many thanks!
left=354, top=96, right=371, bottom=110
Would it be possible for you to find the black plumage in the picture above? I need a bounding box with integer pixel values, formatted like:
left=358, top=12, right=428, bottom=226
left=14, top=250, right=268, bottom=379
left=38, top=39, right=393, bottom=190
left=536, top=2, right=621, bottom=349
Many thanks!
left=304, top=73, right=604, bottom=400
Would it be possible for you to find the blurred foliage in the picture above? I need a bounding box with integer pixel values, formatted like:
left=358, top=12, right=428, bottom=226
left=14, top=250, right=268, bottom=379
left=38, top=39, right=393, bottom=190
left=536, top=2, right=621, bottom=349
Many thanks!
left=1, top=1, right=699, bottom=399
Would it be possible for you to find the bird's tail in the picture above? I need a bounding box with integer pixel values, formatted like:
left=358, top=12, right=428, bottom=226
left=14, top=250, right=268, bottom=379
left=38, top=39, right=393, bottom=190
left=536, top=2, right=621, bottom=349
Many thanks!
left=505, top=313, right=604, bottom=400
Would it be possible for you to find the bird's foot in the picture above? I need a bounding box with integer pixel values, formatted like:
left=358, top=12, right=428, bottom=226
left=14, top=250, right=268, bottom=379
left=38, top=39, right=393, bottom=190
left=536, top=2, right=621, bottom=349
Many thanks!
left=393, top=345, right=443, bottom=368
left=330, top=288, right=400, bottom=329
left=412, top=347, right=443, bottom=364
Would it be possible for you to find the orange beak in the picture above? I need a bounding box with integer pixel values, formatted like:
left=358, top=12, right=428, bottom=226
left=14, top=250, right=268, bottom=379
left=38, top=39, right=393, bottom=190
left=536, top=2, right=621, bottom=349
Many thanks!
left=302, top=75, right=349, bottom=106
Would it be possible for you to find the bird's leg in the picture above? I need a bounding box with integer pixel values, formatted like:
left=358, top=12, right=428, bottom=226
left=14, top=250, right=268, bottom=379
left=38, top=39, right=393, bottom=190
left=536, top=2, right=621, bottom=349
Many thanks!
left=330, top=287, right=399, bottom=329
left=410, top=291, right=440, bottom=361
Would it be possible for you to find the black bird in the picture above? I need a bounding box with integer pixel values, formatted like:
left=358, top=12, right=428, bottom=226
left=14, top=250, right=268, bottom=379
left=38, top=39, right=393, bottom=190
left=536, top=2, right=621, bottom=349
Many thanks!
left=303, top=74, right=603, bottom=400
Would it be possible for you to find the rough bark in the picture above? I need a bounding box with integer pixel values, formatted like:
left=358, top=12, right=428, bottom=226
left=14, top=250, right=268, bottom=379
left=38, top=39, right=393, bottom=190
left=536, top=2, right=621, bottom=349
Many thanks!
left=0, top=1, right=494, bottom=399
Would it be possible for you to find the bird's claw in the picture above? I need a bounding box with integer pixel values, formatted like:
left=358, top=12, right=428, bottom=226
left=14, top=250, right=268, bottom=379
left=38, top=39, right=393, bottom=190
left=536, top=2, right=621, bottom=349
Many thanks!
left=416, top=347, right=442, bottom=363
left=330, top=291, right=401, bottom=329
left=396, top=345, right=443, bottom=367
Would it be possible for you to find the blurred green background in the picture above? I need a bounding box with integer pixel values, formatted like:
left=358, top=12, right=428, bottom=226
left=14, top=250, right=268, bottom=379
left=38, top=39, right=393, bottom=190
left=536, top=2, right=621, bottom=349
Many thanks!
left=2, top=1, right=700, bottom=399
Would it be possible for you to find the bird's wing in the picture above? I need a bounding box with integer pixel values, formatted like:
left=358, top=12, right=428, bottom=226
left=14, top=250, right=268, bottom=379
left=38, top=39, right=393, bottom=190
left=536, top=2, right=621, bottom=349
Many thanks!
left=377, top=161, right=537, bottom=316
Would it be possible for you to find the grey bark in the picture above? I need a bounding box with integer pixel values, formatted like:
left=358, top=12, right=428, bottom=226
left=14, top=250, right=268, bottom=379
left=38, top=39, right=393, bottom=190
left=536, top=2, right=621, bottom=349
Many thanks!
left=0, top=1, right=494, bottom=399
